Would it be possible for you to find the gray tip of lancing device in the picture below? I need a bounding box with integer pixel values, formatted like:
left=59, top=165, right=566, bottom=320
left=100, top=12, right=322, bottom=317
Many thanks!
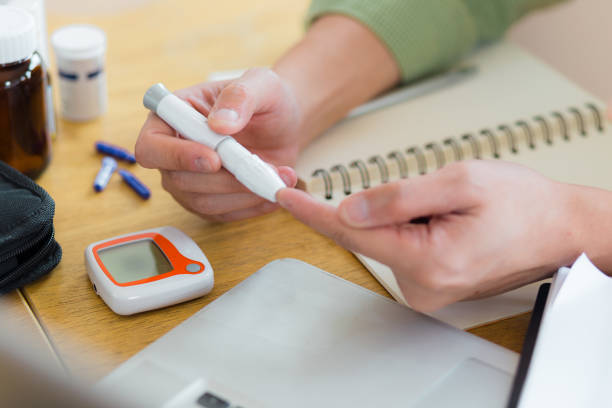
left=143, top=83, right=171, bottom=112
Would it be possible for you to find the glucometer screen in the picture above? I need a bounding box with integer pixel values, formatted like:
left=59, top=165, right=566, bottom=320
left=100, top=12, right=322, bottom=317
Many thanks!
left=99, top=239, right=172, bottom=283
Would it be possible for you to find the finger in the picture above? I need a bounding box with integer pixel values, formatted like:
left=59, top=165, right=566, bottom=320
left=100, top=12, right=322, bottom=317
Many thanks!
left=177, top=80, right=233, bottom=118
left=208, top=201, right=280, bottom=223
left=207, top=68, right=284, bottom=135
left=173, top=190, right=268, bottom=216
left=338, top=164, right=480, bottom=228
left=136, top=113, right=222, bottom=172
left=277, top=166, right=298, bottom=188
left=161, top=168, right=248, bottom=194
left=277, top=188, right=404, bottom=262
left=162, top=164, right=296, bottom=197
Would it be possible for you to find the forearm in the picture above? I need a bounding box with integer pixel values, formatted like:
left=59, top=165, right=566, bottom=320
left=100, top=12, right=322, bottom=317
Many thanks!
left=273, top=15, right=400, bottom=150
left=274, top=0, right=567, bottom=150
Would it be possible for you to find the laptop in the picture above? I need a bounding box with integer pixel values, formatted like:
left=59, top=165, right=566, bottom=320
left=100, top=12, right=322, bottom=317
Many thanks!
left=0, top=259, right=518, bottom=407
left=98, top=259, right=518, bottom=407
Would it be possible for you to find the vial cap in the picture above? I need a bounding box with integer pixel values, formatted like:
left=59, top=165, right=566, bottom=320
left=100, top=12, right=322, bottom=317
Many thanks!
left=51, top=24, right=106, bottom=60
left=0, top=5, right=36, bottom=65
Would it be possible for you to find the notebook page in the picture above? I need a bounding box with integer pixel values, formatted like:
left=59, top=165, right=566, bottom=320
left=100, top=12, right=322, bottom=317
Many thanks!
left=296, top=41, right=612, bottom=199
left=294, top=41, right=612, bottom=329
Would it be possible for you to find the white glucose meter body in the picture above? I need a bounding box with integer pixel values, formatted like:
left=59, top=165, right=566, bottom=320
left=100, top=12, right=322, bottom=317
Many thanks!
left=85, top=226, right=213, bottom=315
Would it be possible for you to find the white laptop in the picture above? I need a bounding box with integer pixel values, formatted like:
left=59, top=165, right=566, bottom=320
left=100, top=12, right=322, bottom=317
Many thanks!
left=97, top=259, right=518, bottom=407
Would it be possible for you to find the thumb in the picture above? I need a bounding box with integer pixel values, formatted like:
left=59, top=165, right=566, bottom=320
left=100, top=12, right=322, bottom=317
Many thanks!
left=207, top=67, right=282, bottom=135
left=338, top=165, right=479, bottom=228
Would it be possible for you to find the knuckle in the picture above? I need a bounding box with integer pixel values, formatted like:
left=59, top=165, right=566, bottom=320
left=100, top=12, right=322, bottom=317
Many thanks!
left=192, top=195, right=230, bottom=216
left=160, top=172, right=172, bottom=192
left=171, top=147, right=192, bottom=171
left=173, top=88, right=189, bottom=99
left=388, top=181, right=411, bottom=215
left=163, top=171, right=186, bottom=191
left=443, top=161, right=472, bottom=183
left=442, top=161, right=483, bottom=200
left=193, top=195, right=216, bottom=214
left=407, top=295, right=445, bottom=313
left=396, top=276, right=446, bottom=312
left=200, top=86, right=216, bottom=104
left=245, top=67, right=279, bottom=82
left=413, top=269, right=447, bottom=293
left=411, top=255, right=468, bottom=294
left=222, top=81, right=249, bottom=100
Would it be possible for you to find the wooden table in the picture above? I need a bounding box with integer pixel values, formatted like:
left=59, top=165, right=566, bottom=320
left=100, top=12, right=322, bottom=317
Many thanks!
left=21, top=0, right=529, bottom=382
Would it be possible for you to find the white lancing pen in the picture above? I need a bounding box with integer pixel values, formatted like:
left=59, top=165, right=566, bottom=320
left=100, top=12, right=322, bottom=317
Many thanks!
left=143, top=83, right=286, bottom=202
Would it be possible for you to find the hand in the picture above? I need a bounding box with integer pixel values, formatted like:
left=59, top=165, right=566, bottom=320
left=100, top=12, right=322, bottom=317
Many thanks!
left=135, top=68, right=300, bottom=222
left=278, top=160, right=582, bottom=312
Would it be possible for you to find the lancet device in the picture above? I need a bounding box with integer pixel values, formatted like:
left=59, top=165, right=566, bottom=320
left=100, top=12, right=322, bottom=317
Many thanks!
left=143, top=83, right=286, bottom=202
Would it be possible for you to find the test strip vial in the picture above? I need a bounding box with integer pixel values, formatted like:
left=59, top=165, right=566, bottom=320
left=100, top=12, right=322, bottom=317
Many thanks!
left=51, top=24, right=107, bottom=121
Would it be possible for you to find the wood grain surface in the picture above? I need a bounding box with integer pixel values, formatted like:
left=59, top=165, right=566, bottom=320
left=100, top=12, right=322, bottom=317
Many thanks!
left=23, top=0, right=528, bottom=382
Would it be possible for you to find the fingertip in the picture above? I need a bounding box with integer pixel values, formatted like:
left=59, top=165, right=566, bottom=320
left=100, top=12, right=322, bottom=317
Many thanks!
left=208, top=82, right=254, bottom=135
left=208, top=108, right=240, bottom=131
left=206, top=150, right=222, bottom=172
left=277, top=166, right=298, bottom=187
left=276, top=187, right=296, bottom=209
left=276, top=187, right=313, bottom=210
left=208, top=119, right=240, bottom=136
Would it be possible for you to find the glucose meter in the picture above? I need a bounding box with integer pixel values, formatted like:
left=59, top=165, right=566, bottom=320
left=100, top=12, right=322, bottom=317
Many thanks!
left=85, top=226, right=214, bottom=315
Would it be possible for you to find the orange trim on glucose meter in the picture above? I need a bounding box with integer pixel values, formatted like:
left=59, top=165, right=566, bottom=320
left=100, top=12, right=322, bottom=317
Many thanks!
left=92, top=232, right=205, bottom=287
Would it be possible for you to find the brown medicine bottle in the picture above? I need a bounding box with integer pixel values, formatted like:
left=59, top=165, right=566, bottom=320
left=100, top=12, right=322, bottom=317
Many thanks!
left=0, top=5, right=50, bottom=179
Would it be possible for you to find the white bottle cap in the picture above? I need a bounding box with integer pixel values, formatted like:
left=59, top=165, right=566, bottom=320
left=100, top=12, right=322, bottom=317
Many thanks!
left=0, top=5, right=36, bottom=65
left=51, top=24, right=106, bottom=60
left=2, top=0, right=49, bottom=63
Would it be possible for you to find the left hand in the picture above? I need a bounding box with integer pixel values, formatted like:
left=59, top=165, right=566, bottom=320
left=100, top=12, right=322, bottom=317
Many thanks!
left=135, top=69, right=300, bottom=222
left=277, top=160, right=581, bottom=312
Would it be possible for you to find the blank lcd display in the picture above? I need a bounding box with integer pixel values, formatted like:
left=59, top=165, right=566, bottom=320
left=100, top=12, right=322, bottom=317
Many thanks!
left=98, top=239, right=172, bottom=283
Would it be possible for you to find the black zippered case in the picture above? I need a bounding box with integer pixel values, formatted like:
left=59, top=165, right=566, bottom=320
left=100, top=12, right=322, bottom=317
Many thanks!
left=0, top=160, right=61, bottom=294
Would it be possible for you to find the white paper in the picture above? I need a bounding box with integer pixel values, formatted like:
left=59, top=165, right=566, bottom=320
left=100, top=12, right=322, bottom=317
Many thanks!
left=519, top=253, right=612, bottom=407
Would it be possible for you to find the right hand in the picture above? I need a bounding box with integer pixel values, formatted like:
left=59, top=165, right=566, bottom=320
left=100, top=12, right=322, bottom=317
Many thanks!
left=135, top=68, right=300, bottom=222
left=278, top=160, right=581, bottom=312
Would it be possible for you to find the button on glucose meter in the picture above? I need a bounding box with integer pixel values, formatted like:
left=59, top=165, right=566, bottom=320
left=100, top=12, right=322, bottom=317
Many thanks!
left=85, top=226, right=214, bottom=315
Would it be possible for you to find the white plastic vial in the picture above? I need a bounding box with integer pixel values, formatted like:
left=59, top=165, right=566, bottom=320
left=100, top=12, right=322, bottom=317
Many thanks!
left=51, top=24, right=107, bottom=121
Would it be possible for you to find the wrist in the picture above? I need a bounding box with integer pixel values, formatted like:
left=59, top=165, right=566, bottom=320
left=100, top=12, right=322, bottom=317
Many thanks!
left=562, top=183, right=612, bottom=272
left=273, top=14, right=400, bottom=152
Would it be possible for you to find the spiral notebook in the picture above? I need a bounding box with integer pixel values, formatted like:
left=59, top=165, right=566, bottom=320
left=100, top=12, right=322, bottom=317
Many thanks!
left=295, top=41, right=611, bottom=329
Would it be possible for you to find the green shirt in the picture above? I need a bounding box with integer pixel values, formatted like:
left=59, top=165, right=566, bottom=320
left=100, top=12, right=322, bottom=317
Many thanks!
left=307, top=0, right=566, bottom=82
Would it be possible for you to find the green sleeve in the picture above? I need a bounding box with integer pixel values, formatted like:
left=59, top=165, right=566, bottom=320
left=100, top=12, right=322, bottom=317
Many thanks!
left=306, top=0, right=566, bottom=82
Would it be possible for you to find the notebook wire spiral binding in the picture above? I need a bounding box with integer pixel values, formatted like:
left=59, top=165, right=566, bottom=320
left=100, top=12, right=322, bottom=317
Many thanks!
left=311, top=103, right=606, bottom=200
